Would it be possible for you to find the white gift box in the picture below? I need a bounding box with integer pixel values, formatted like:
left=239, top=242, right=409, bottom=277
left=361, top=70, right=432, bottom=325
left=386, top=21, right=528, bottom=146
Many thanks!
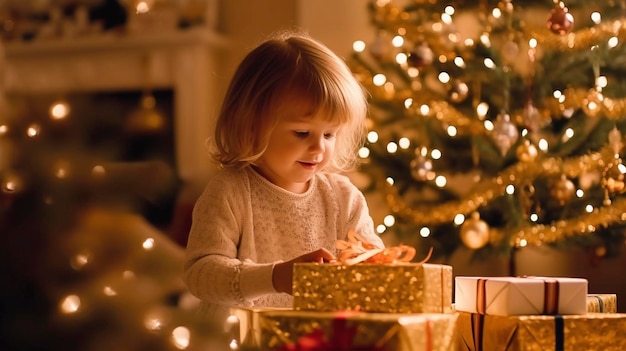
left=454, top=276, right=588, bottom=316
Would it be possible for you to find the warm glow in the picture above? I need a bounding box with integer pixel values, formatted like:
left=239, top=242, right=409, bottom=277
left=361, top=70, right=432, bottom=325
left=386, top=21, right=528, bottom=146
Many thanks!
left=483, top=58, right=496, bottom=69
left=367, top=131, right=379, bottom=143
left=453, top=213, right=465, bottom=225
left=145, top=316, right=163, bottom=331
left=353, top=40, right=366, bottom=52
left=480, top=33, right=491, bottom=47
left=483, top=120, right=494, bottom=131
left=454, top=56, right=465, bottom=68
left=26, top=124, right=41, bottom=137
left=398, top=137, right=410, bottom=149
left=431, top=149, right=442, bottom=159
left=447, top=125, right=457, bottom=137
left=373, top=74, right=387, bottom=86
left=435, top=175, right=447, bottom=187
left=396, top=52, right=407, bottom=64
left=506, top=185, right=515, bottom=195
left=142, top=238, right=155, bottom=250
left=562, top=128, right=574, bottom=142
left=591, top=12, right=601, bottom=24
left=476, top=102, right=489, bottom=118
left=135, top=1, right=152, bottom=14
left=404, top=98, right=413, bottom=109
left=392, top=35, right=404, bottom=47
left=49, top=101, right=70, bottom=120
left=438, top=72, right=450, bottom=84
left=383, top=215, right=396, bottom=227
left=70, top=253, right=90, bottom=270
left=55, top=161, right=70, bottom=179
left=358, top=147, right=370, bottom=158
left=60, top=294, right=81, bottom=314
left=103, top=286, right=117, bottom=296
left=171, top=326, right=191, bottom=350
left=91, top=165, right=106, bottom=179
left=387, top=142, right=398, bottom=153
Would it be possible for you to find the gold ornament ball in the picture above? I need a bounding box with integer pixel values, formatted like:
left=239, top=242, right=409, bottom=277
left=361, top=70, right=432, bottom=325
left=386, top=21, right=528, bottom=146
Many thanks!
left=516, top=139, right=538, bottom=163
left=369, top=31, right=393, bottom=61
left=460, top=212, right=490, bottom=249
left=125, top=94, right=167, bottom=134
left=448, top=80, right=469, bottom=103
left=492, top=113, right=519, bottom=156
left=582, top=89, right=604, bottom=117
left=602, top=158, right=626, bottom=194
left=407, top=42, right=433, bottom=68
left=547, top=6, right=574, bottom=35
left=410, top=156, right=433, bottom=181
left=550, top=175, right=575, bottom=205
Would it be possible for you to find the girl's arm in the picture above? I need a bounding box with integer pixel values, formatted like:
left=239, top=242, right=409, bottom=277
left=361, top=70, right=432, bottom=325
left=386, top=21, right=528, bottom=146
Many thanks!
left=183, top=174, right=277, bottom=306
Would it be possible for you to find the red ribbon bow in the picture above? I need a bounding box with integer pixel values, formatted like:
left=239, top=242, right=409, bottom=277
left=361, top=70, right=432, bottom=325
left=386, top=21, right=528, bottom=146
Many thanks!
left=275, top=315, right=387, bottom=351
left=335, top=230, right=430, bottom=265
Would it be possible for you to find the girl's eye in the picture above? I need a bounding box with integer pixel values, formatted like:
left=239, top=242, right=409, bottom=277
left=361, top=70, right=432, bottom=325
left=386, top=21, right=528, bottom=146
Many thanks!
left=324, top=133, right=336, bottom=139
left=294, top=131, right=309, bottom=138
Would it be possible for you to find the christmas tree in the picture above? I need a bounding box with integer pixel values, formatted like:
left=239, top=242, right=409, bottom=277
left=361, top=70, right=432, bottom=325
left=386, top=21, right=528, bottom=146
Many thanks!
left=349, top=0, right=626, bottom=268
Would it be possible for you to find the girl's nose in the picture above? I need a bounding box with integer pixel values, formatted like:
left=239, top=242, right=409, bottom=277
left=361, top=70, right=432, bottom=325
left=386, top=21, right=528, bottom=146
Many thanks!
left=309, top=136, right=325, bottom=153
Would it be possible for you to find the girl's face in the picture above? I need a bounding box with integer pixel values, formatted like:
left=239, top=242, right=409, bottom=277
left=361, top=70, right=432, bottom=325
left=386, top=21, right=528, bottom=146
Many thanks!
left=255, top=105, right=341, bottom=194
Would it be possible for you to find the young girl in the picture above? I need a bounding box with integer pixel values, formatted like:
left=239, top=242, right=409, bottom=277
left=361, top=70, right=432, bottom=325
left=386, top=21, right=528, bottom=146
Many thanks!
left=183, top=30, right=385, bottom=322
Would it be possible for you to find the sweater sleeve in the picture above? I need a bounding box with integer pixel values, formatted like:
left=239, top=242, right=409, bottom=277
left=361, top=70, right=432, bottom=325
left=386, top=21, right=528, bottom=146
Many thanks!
left=183, top=171, right=278, bottom=306
left=332, top=174, right=385, bottom=249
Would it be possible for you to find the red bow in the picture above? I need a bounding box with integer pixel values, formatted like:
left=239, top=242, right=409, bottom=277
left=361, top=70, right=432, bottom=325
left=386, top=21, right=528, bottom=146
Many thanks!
left=335, top=230, right=430, bottom=265
left=275, top=315, right=386, bottom=351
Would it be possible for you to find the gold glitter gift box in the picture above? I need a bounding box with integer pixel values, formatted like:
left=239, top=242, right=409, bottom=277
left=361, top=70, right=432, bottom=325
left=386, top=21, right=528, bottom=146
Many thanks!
left=586, top=294, right=617, bottom=313
left=293, top=262, right=453, bottom=313
left=259, top=310, right=459, bottom=351
left=454, top=276, right=588, bottom=316
left=456, top=311, right=626, bottom=351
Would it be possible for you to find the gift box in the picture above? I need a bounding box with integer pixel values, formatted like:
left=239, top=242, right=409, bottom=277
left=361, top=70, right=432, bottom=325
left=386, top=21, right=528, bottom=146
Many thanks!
left=259, top=310, right=459, bottom=351
left=457, top=311, right=626, bottom=351
left=455, top=276, right=588, bottom=316
left=229, top=307, right=292, bottom=348
left=587, top=294, right=617, bottom=313
left=293, top=262, right=453, bottom=313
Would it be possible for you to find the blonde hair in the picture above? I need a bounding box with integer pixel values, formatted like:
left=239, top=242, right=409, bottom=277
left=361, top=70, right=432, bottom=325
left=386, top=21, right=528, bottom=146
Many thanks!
left=209, top=30, right=368, bottom=173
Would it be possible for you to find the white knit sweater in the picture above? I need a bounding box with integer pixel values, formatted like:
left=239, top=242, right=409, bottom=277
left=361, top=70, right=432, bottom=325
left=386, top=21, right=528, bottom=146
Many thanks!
left=183, top=166, right=384, bottom=322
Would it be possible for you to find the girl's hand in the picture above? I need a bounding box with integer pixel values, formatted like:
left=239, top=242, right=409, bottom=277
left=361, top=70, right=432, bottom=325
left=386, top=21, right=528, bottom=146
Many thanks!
left=272, top=248, right=336, bottom=294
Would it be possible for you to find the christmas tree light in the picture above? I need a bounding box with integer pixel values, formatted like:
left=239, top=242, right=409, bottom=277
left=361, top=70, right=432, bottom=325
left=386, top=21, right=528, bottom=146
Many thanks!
left=350, top=0, right=626, bottom=264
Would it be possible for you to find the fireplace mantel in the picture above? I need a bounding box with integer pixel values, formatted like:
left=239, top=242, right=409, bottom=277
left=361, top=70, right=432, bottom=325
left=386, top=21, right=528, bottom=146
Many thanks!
left=3, top=27, right=228, bottom=184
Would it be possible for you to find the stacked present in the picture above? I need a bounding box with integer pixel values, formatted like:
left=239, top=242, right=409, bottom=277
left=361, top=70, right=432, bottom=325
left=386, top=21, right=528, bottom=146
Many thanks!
left=229, top=229, right=622, bottom=350
left=453, top=275, right=624, bottom=350
left=232, top=230, right=459, bottom=350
